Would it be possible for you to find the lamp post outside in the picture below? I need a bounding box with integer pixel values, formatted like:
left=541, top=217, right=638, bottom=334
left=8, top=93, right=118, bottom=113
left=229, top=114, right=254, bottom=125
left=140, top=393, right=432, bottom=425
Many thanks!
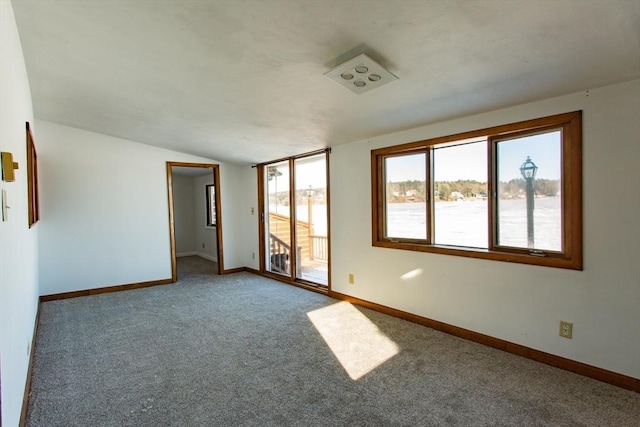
left=267, top=167, right=283, bottom=237
left=267, top=167, right=282, bottom=210
left=520, top=156, right=538, bottom=248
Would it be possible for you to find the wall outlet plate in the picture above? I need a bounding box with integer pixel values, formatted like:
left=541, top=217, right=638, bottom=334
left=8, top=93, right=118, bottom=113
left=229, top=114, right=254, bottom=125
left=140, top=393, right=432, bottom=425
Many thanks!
left=559, top=321, right=573, bottom=339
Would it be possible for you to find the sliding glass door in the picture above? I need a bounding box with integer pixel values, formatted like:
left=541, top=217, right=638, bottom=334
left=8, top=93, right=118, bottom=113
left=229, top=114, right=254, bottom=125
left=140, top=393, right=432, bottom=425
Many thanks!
left=266, top=161, right=291, bottom=276
left=262, top=151, right=329, bottom=288
left=294, top=154, right=328, bottom=285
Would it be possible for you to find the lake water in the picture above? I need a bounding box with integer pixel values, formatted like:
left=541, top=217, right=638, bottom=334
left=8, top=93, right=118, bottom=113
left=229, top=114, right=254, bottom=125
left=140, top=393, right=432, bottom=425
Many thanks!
left=280, top=197, right=562, bottom=251
left=387, top=197, right=562, bottom=251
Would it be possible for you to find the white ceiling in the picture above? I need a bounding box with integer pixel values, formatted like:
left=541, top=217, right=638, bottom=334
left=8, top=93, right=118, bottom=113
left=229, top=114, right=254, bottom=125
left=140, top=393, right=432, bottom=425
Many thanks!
left=11, top=0, right=640, bottom=165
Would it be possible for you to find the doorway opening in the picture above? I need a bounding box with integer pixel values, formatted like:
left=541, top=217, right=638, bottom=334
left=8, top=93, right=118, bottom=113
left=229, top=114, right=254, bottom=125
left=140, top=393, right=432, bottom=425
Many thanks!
left=166, top=162, right=223, bottom=281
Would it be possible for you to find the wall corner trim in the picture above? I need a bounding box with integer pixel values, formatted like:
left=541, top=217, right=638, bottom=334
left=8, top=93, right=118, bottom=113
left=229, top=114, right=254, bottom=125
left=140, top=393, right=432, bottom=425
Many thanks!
left=221, top=267, right=246, bottom=275
left=20, top=302, right=40, bottom=427
left=328, top=290, right=640, bottom=393
left=39, top=278, right=173, bottom=302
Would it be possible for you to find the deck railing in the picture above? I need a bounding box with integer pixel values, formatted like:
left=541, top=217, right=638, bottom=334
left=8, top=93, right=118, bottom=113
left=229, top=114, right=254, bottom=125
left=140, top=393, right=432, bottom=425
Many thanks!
left=269, top=233, right=290, bottom=274
left=310, top=235, right=328, bottom=261
left=269, top=233, right=303, bottom=277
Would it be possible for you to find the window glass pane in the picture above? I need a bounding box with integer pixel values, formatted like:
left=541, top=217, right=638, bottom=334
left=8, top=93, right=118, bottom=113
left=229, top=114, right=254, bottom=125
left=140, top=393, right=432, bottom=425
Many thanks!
left=266, top=161, right=291, bottom=275
left=385, top=154, right=426, bottom=239
left=496, top=130, right=562, bottom=251
left=433, top=141, right=488, bottom=248
left=294, top=154, right=328, bottom=286
left=206, top=184, right=216, bottom=226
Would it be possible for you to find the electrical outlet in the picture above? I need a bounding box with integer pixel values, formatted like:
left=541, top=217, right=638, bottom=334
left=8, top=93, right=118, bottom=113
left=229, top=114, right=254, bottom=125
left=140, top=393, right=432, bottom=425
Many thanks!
left=252, top=252, right=255, bottom=259
left=202, top=242, right=205, bottom=248
left=348, top=274, right=354, bottom=284
left=251, top=207, right=255, bottom=215
left=559, top=321, right=573, bottom=339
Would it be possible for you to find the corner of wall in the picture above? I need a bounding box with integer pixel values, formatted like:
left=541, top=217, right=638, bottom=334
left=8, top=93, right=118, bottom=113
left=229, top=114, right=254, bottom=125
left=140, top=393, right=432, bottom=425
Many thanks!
left=0, top=1, right=40, bottom=425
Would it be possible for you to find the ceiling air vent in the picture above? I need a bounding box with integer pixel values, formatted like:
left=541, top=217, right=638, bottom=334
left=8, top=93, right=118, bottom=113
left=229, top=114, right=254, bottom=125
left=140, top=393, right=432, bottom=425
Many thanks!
left=325, top=53, right=398, bottom=94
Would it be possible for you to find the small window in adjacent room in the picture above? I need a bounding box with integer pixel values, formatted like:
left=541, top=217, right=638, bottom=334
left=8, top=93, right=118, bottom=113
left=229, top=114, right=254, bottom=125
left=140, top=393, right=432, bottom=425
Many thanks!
left=26, top=122, right=40, bottom=228
left=371, top=111, right=582, bottom=269
left=206, top=184, right=216, bottom=227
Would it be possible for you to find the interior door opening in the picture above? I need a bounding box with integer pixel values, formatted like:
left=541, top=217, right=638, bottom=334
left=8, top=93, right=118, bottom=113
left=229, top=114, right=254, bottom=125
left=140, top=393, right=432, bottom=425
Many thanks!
left=167, top=162, right=223, bottom=281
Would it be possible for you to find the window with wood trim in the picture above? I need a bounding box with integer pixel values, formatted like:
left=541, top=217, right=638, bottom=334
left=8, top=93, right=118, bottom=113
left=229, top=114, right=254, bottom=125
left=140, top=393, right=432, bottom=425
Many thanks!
left=371, top=111, right=582, bottom=269
left=26, top=122, right=40, bottom=228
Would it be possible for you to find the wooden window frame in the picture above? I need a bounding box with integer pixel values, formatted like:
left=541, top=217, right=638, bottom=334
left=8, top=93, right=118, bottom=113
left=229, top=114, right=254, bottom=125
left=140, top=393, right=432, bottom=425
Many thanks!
left=371, top=111, right=582, bottom=270
left=26, top=122, right=40, bottom=228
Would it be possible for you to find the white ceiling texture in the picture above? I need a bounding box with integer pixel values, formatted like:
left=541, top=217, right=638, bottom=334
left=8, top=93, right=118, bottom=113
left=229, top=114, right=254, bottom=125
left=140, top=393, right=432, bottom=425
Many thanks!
left=11, top=0, right=640, bottom=165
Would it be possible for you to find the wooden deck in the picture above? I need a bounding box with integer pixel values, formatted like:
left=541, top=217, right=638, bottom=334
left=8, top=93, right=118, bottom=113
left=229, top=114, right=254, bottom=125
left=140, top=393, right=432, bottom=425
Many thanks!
left=268, top=212, right=328, bottom=286
left=301, top=261, right=328, bottom=286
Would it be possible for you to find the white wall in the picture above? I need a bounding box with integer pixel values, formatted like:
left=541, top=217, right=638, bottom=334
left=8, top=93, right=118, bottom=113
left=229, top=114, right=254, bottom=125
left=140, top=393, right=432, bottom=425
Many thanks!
left=217, top=162, right=244, bottom=270
left=193, top=174, right=217, bottom=261
left=329, top=80, right=640, bottom=379
left=0, top=1, right=39, bottom=425
left=36, top=120, right=245, bottom=295
left=172, top=174, right=196, bottom=255
left=240, top=167, right=259, bottom=270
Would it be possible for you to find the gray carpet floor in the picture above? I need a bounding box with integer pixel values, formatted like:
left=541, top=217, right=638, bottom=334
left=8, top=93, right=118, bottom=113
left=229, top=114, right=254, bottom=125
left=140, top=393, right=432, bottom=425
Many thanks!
left=177, top=255, right=219, bottom=277
left=27, top=258, right=639, bottom=426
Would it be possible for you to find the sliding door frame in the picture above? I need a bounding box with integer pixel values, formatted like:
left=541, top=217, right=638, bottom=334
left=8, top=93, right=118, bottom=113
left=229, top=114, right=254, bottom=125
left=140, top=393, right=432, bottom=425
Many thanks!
left=257, top=149, right=331, bottom=293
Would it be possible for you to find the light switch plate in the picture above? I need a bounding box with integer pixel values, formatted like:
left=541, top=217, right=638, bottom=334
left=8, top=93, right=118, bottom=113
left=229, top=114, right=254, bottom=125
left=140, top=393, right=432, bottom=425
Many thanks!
left=2, top=189, right=8, bottom=221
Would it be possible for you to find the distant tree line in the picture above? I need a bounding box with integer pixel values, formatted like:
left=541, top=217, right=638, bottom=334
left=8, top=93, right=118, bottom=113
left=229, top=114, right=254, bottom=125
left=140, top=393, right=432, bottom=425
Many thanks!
left=270, top=187, right=328, bottom=207
left=497, top=178, right=559, bottom=199
left=386, top=178, right=559, bottom=202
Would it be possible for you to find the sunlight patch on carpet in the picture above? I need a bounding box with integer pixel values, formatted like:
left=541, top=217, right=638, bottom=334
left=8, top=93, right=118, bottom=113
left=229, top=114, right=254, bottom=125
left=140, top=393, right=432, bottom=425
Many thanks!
left=307, top=302, right=399, bottom=380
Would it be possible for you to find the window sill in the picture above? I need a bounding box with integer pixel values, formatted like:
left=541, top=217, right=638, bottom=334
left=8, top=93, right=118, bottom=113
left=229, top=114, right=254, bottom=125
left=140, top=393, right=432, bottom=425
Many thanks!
left=372, top=240, right=582, bottom=270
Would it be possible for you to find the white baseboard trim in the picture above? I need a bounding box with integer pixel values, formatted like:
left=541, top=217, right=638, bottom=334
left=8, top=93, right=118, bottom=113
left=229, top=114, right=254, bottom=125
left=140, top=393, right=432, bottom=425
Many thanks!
left=177, top=252, right=198, bottom=257
left=197, top=252, right=218, bottom=262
